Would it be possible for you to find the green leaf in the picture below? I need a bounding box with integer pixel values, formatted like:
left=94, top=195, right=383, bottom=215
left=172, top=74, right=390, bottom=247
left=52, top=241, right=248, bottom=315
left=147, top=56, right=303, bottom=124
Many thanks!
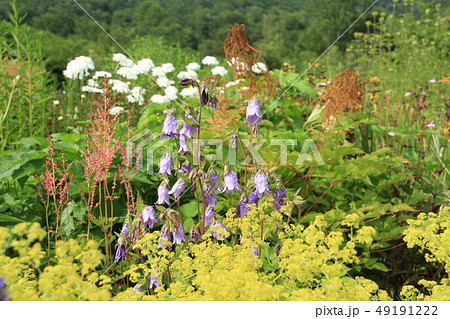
left=61, top=202, right=76, bottom=238
left=369, top=262, right=390, bottom=272
left=181, top=201, right=198, bottom=218
left=0, top=213, right=25, bottom=223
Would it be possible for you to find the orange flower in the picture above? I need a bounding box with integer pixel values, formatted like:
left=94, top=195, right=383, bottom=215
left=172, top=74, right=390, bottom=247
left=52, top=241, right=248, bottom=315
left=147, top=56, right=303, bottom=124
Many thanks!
left=438, top=77, right=450, bottom=82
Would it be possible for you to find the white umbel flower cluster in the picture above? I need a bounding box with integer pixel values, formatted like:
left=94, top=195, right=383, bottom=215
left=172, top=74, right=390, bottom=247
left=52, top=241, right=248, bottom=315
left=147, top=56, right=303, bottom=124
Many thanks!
left=202, top=56, right=219, bottom=66
left=109, top=106, right=124, bottom=116
left=63, top=56, right=95, bottom=80
left=180, top=87, right=198, bottom=98
left=186, top=62, right=201, bottom=71
left=109, top=79, right=130, bottom=93
left=127, top=86, right=146, bottom=104
left=252, top=62, right=267, bottom=74
left=211, top=66, right=228, bottom=76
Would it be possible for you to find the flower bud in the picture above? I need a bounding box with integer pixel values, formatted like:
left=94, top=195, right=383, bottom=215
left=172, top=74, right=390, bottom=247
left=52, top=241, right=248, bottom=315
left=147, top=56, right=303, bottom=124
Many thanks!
left=209, top=94, right=218, bottom=111
left=179, top=78, right=195, bottom=86
left=189, top=226, right=200, bottom=243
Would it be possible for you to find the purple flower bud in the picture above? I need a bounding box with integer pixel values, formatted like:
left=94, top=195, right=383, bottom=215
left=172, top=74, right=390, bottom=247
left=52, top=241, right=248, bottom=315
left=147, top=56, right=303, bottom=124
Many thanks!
left=120, top=223, right=129, bottom=237
left=190, top=226, right=200, bottom=243
left=169, top=179, right=187, bottom=198
left=230, top=132, right=238, bottom=149
left=273, top=188, right=288, bottom=211
left=158, top=152, right=172, bottom=175
left=180, top=161, right=192, bottom=175
left=133, top=284, right=141, bottom=295
left=252, top=123, right=259, bottom=137
left=211, top=220, right=230, bottom=241
left=179, top=78, right=194, bottom=86
left=156, top=183, right=170, bottom=205
left=142, top=206, right=158, bottom=228
left=160, top=114, right=179, bottom=139
left=179, top=135, right=189, bottom=154
left=158, top=229, right=171, bottom=250
left=204, top=187, right=218, bottom=208
left=209, top=95, right=218, bottom=111
left=201, top=87, right=209, bottom=106
left=254, top=172, right=269, bottom=198
left=250, top=247, right=259, bottom=257
left=204, top=204, right=215, bottom=227
left=115, top=245, right=126, bottom=262
left=222, top=169, right=241, bottom=193
left=243, top=99, right=262, bottom=127
left=181, top=113, right=198, bottom=140
left=172, top=223, right=186, bottom=244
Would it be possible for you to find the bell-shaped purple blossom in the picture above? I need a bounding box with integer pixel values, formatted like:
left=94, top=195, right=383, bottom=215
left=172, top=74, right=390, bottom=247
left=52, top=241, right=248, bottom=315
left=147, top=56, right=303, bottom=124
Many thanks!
left=211, top=220, right=230, bottom=241
left=149, top=273, right=161, bottom=289
left=115, top=245, right=126, bottom=262
left=158, top=229, right=171, bottom=249
left=210, top=170, right=222, bottom=191
left=169, top=179, right=187, bottom=198
left=254, top=172, right=269, bottom=198
left=273, top=188, right=287, bottom=211
left=201, top=87, right=209, bottom=106
left=160, top=114, right=179, bottom=139
left=222, top=169, right=241, bottom=193
left=210, top=95, right=218, bottom=111
left=237, top=200, right=249, bottom=218
left=179, top=135, right=189, bottom=154
left=248, top=189, right=260, bottom=206
left=181, top=113, right=198, bottom=140
left=204, top=185, right=218, bottom=208
left=158, top=152, right=172, bottom=175
left=142, top=206, right=158, bottom=228
left=250, top=247, right=259, bottom=257
left=156, top=183, right=170, bottom=205
left=204, top=205, right=215, bottom=227
left=172, top=223, right=186, bottom=244
left=243, top=99, right=262, bottom=127
left=0, top=277, right=8, bottom=301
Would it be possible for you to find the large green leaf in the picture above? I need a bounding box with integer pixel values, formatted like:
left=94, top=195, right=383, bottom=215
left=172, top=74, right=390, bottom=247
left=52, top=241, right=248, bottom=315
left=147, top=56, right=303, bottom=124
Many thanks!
left=0, top=213, right=24, bottom=223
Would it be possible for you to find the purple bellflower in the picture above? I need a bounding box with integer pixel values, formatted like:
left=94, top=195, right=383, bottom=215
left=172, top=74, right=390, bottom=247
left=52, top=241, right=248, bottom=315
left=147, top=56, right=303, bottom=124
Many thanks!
left=158, top=229, right=171, bottom=250
left=156, top=183, right=170, bottom=205
left=181, top=113, right=198, bottom=140
left=172, top=223, right=186, bottom=244
left=169, top=179, right=187, bottom=198
left=243, top=99, right=262, bottom=127
left=273, top=188, right=288, bottom=211
left=142, top=206, right=158, bottom=229
left=158, top=151, right=172, bottom=175
left=115, top=245, right=126, bottom=262
left=149, top=273, right=161, bottom=289
left=180, top=161, right=192, bottom=175
left=222, top=169, right=241, bottom=193
left=179, top=135, right=189, bottom=154
left=160, top=114, right=179, bottom=139
left=254, top=172, right=269, bottom=198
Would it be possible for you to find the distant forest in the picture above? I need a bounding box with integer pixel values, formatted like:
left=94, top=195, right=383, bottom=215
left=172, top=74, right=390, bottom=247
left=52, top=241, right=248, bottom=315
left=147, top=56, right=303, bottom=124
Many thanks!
left=0, top=0, right=445, bottom=75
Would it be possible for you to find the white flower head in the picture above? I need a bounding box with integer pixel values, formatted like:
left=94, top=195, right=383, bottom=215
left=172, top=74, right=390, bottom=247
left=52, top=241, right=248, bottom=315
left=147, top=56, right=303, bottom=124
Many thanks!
left=110, top=106, right=124, bottom=116
left=117, top=66, right=139, bottom=80
left=161, top=63, right=175, bottom=73
left=81, top=85, right=103, bottom=93
left=211, top=66, right=228, bottom=76
left=93, top=71, right=112, bottom=79
left=156, top=76, right=171, bottom=88
left=53, top=100, right=60, bottom=106
left=227, top=57, right=248, bottom=71
left=225, top=79, right=242, bottom=88
left=177, top=70, right=199, bottom=81
left=109, top=79, right=130, bottom=93
left=202, top=56, right=219, bottom=66
left=164, top=86, right=178, bottom=101
left=87, top=79, right=98, bottom=87
left=113, top=53, right=127, bottom=64
left=186, top=62, right=201, bottom=71
left=137, top=58, right=155, bottom=73
left=152, top=67, right=166, bottom=77
left=117, top=57, right=135, bottom=67
left=63, top=56, right=95, bottom=80
left=127, top=86, right=146, bottom=103
left=180, top=87, right=198, bottom=98
left=252, top=62, right=267, bottom=74
left=151, top=94, right=170, bottom=104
